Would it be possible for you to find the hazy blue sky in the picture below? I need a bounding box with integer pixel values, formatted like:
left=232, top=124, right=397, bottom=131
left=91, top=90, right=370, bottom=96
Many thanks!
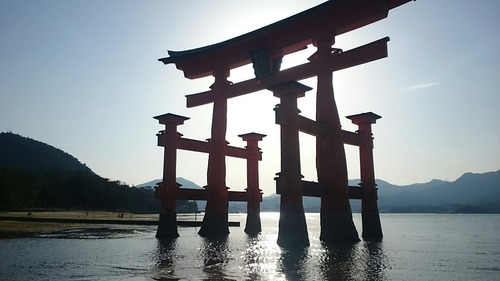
left=1, top=0, right=499, bottom=195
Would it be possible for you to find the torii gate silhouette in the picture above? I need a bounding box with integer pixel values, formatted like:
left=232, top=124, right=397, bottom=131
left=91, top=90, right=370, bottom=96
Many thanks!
left=155, top=0, right=412, bottom=246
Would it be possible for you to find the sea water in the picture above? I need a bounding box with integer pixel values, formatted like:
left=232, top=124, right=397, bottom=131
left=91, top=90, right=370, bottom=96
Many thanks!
left=0, top=213, right=499, bottom=280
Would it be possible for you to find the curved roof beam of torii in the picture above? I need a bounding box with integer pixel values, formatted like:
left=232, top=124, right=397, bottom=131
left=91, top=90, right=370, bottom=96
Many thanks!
left=159, top=0, right=413, bottom=79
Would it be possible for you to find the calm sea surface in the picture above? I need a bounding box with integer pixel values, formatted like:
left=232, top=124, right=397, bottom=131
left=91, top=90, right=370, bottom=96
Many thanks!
left=1, top=213, right=499, bottom=280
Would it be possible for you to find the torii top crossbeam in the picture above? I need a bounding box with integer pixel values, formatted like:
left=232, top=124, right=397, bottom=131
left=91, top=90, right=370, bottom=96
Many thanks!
left=159, top=0, right=412, bottom=79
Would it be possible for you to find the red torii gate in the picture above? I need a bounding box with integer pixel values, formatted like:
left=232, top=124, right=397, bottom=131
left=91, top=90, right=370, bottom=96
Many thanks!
left=157, top=0, right=412, bottom=244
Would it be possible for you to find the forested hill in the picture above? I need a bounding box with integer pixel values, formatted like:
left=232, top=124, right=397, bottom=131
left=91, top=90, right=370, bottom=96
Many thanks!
left=0, top=132, right=93, bottom=173
left=0, top=132, right=167, bottom=213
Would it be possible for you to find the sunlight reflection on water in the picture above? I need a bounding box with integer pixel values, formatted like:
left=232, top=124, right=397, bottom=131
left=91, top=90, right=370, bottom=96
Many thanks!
left=145, top=213, right=390, bottom=280
left=1, top=213, right=499, bottom=280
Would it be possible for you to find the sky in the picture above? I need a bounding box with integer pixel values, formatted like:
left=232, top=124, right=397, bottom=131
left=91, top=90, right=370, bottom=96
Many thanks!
left=1, top=0, right=499, bottom=195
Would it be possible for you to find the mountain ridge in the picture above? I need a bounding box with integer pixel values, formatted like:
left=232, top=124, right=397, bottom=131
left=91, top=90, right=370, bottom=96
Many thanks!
left=0, top=132, right=93, bottom=174
left=259, top=170, right=500, bottom=213
left=136, top=170, right=500, bottom=213
left=137, top=178, right=203, bottom=189
left=2, top=132, right=498, bottom=213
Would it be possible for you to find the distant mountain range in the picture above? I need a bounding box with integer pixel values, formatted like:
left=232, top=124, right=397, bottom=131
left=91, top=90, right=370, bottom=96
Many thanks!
left=258, top=172, right=500, bottom=213
left=137, top=178, right=202, bottom=190
left=3, top=132, right=499, bottom=213
left=138, top=170, right=500, bottom=213
left=374, top=171, right=500, bottom=210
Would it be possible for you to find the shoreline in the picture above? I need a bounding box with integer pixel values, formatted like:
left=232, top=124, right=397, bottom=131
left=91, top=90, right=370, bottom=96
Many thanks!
left=0, top=211, right=240, bottom=239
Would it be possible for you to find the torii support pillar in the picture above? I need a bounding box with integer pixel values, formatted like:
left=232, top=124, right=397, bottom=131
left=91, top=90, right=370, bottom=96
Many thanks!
left=239, top=133, right=266, bottom=235
left=270, top=81, right=311, bottom=248
left=347, top=112, right=383, bottom=241
left=313, top=37, right=360, bottom=244
left=154, top=113, right=189, bottom=239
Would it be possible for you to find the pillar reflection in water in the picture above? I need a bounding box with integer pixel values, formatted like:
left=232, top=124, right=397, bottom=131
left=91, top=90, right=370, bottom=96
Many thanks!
left=153, top=239, right=178, bottom=278
left=361, top=242, right=387, bottom=280
left=244, top=235, right=264, bottom=280
left=243, top=233, right=284, bottom=280
left=278, top=247, right=310, bottom=281
left=319, top=243, right=357, bottom=280
left=201, top=237, right=230, bottom=279
left=319, top=242, right=388, bottom=280
left=150, top=216, right=388, bottom=279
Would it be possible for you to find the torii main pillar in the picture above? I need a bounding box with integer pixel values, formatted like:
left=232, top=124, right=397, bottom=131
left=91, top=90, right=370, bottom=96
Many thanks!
left=313, top=37, right=360, bottom=244
left=198, top=69, right=231, bottom=238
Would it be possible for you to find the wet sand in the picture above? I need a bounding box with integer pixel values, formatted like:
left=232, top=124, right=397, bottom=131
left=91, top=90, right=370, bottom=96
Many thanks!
left=0, top=211, right=158, bottom=238
left=0, top=211, right=239, bottom=238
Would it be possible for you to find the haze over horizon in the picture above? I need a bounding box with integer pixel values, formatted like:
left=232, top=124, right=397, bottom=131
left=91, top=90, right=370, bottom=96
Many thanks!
left=1, top=0, right=499, bottom=195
